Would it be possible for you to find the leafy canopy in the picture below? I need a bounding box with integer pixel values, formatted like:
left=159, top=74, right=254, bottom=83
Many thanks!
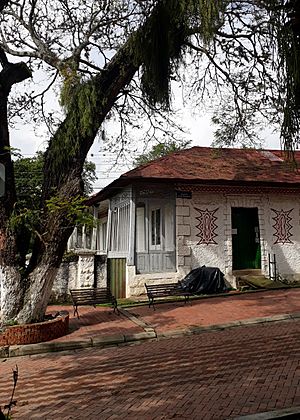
left=133, top=140, right=192, bottom=167
left=14, top=153, right=97, bottom=210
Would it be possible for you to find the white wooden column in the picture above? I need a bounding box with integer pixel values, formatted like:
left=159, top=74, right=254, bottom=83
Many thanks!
left=67, top=226, right=77, bottom=250
left=106, top=200, right=112, bottom=253
left=82, top=224, right=86, bottom=249
left=127, top=193, right=136, bottom=266
left=91, top=205, right=98, bottom=250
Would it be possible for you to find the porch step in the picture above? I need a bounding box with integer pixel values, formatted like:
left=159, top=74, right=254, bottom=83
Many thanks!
left=237, top=275, right=286, bottom=291
left=233, top=269, right=262, bottom=277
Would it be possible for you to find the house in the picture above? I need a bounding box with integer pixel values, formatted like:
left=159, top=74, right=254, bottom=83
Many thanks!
left=61, top=146, right=300, bottom=299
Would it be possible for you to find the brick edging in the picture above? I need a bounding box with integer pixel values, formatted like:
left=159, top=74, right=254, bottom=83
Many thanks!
left=0, top=311, right=69, bottom=347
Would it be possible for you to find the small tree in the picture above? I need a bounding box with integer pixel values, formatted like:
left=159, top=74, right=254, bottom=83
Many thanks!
left=14, top=153, right=96, bottom=208
left=133, top=140, right=191, bottom=167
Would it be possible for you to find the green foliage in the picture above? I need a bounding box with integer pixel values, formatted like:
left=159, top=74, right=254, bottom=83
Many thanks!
left=1, top=318, right=18, bottom=327
left=14, top=153, right=96, bottom=208
left=11, top=154, right=97, bottom=259
left=8, top=207, right=39, bottom=234
left=62, top=251, right=79, bottom=263
left=3, top=146, right=22, bottom=159
left=134, top=0, right=225, bottom=108
left=46, top=195, right=95, bottom=227
left=14, top=152, right=44, bottom=210
left=133, top=140, right=191, bottom=167
left=60, top=73, right=98, bottom=138
left=82, top=161, right=97, bottom=195
left=46, top=76, right=99, bottom=179
left=59, top=66, right=82, bottom=110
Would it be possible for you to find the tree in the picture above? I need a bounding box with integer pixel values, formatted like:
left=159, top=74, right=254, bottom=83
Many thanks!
left=0, top=0, right=299, bottom=324
left=14, top=152, right=44, bottom=211
left=133, top=140, right=191, bottom=167
left=11, top=153, right=96, bottom=267
left=14, top=153, right=97, bottom=208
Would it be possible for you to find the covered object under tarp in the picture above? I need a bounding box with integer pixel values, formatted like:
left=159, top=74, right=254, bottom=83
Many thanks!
left=180, top=266, right=229, bottom=295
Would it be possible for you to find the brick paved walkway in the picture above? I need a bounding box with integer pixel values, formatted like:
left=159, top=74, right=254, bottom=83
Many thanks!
left=47, top=306, right=144, bottom=342
left=127, top=289, right=300, bottom=334
left=1, top=319, right=299, bottom=419
left=46, top=289, right=300, bottom=343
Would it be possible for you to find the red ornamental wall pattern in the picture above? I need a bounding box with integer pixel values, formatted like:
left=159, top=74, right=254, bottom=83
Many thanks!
left=195, top=207, right=219, bottom=245
left=271, top=208, right=294, bottom=244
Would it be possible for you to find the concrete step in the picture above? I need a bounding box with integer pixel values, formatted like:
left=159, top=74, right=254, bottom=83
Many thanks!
left=237, top=275, right=286, bottom=290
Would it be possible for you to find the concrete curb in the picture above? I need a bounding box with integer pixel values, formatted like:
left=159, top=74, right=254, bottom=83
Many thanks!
left=9, top=339, right=93, bottom=357
left=118, top=307, right=155, bottom=332
left=1, top=312, right=299, bottom=358
left=233, top=405, right=300, bottom=419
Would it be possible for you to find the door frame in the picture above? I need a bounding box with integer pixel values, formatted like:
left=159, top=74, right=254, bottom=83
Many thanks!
left=231, top=206, right=262, bottom=271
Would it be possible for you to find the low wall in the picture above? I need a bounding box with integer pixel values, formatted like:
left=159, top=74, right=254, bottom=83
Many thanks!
left=0, top=311, right=69, bottom=346
left=50, top=254, right=107, bottom=303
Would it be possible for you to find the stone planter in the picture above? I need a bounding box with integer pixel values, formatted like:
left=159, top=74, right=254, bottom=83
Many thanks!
left=0, top=311, right=69, bottom=346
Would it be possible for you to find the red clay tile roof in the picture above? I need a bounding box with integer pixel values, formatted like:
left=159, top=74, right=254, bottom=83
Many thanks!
left=88, top=147, right=300, bottom=203
left=122, top=147, right=300, bottom=183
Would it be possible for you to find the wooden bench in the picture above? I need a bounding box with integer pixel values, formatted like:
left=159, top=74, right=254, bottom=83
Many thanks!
left=144, top=282, right=192, bottom=310
left=69, top=288, right=119, bottom=318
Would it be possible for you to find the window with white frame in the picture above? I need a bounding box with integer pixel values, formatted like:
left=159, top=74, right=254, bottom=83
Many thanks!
left=136, top=200, right=175, bottom=253
left=150, top=207, right=161, bottom=250
left=136, top=204, right=146, bottom=252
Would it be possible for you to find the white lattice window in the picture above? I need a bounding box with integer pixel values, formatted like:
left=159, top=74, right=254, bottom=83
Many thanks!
left=97, top=219, right=107, bottom=252
left=110, top=202, right=130, bottom=252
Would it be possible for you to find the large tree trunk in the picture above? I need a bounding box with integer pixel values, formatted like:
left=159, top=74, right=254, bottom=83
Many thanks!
left=0, top=266, right=23, bottom=322
left=15, top=175, right=79, bottom=323
left=16, top=264, right=61, bottom=324
left=12, top=44, right=138, bottom=324
left=0, top=57, right=31, bottom=323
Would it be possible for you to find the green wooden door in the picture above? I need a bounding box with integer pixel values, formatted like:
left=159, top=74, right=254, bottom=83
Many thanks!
left=108, top=258, right=126, bottom=299
left=231, top=208, right=261, bottom=270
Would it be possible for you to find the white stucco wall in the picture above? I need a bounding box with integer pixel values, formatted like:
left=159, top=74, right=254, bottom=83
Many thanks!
left=264, top=195, right=300, bottom=278
left=176, top=191, right=300, bottom=281
left=177, top=194, right=227, bottom=274
left=51, top=252, right=107, bottom=302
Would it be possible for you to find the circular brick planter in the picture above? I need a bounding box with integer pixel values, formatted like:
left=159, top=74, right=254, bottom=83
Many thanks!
left=0, top=311, right=69, bottom=346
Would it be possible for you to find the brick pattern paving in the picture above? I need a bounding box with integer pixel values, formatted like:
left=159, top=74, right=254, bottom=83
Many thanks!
left=129, top=289, right=300, bottom=333
left=47, top=306, right=144, bottom=342
left=1, top=319, right=299, bottom=419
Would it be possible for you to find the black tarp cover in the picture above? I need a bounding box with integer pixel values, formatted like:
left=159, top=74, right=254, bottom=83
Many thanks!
left=180, top=266, right=229, bottom=295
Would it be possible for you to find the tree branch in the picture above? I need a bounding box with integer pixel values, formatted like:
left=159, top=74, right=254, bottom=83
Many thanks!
left=0, top=61, right=32, bottom=95
left=0, top=0, right=9, bottom=13
left=0, top=46, right=9, bottom=67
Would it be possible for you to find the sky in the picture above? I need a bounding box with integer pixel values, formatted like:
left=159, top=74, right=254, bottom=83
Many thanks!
left=10, top=105, right=282, bottom=192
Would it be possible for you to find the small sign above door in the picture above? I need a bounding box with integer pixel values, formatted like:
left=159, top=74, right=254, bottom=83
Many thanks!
left=176, top=191, right=192, bottom=199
